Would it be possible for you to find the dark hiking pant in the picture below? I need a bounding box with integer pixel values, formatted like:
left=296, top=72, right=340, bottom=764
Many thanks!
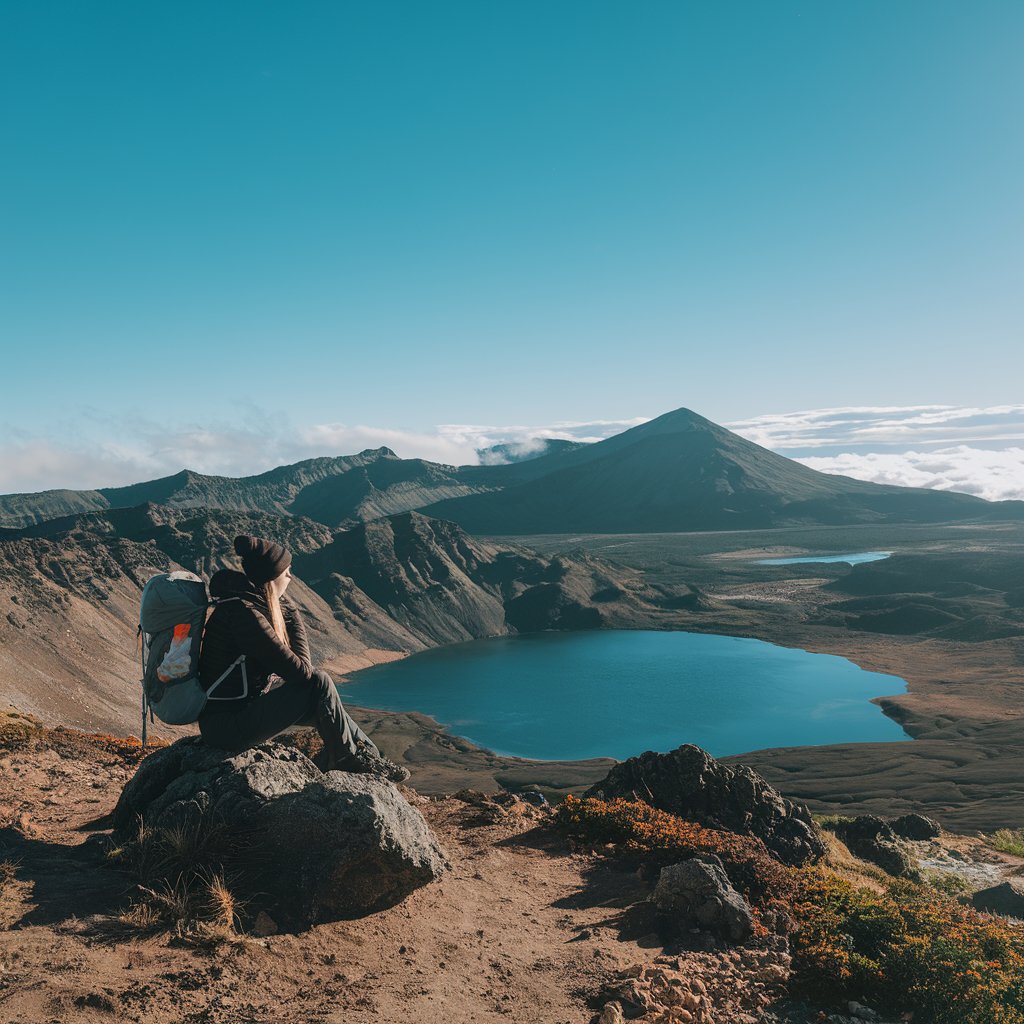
left=199, top=669, right=376, bottom=765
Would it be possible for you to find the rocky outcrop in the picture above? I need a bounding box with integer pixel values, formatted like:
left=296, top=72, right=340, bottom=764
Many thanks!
left=828, top=816, right=913, bottom=877
left=113, top=738, right=448, bottom=930
left=584, top=744, right=825, bottom=866
left=298, top=513, right=508, bottom=646
left=297, top=512, right=648, bottom=644
left=890, top=812, right=941, bottom=840
left=504, top=582, right=603, bottom=631
left=970, top=880, right=1024, bottom=919
left=652, top=855, right=755, bottom=944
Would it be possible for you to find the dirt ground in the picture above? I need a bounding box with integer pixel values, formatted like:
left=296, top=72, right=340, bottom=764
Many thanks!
left=0, top=733, right=696, bottom=1024
left=4, top=718, right=1024, bottom=1023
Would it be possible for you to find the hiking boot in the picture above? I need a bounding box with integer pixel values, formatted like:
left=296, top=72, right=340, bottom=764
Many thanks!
left=354, top=747, right=411, bottom=784
left=334, top=746, right=411, bottom=784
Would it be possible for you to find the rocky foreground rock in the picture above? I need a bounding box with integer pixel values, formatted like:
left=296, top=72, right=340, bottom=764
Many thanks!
left=826, top=815, right=914, bottom=877
left=113, top=738, right=448, bottom=930
left=585, top=744, right=826, bottom=866
left=652, top=855, right=755, bottom=944
left=970, top=879, right=1024, bottom=919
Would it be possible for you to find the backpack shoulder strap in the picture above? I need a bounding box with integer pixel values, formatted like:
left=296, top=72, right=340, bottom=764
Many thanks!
left=202, top=596, right=248, bottom=700
left=205, top=655, right=248, bottom=700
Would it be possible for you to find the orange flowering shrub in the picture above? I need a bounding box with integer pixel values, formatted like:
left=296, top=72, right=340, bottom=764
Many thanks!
left=790, top=872, right=1024, bottom=1024
left=555, top=795, right=1024, bottom=1024
left=0, top=711, right=165, bottom=765
left=555, top=794, right=793, bottom=905
left=68, top=730, right=168, bottom=763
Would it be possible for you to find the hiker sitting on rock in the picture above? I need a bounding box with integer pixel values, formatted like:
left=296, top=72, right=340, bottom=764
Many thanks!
left=198, top=535, right=408, bottom=782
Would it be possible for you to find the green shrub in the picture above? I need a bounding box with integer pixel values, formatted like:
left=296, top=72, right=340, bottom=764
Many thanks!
left=987, top=829, right=1024, bottom=858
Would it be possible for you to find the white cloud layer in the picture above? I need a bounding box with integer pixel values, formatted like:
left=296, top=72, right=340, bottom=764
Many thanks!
left=1, top=405, right=1021, bottom=503
left=724, top=404, right=1024, bottom=502
left=795, top=447, right=1024, bottom=502
left=726, top=404, right=1024, bottom=451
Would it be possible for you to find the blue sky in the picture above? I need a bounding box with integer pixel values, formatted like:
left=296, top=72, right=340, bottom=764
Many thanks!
left=2, top=3, right=1022, bottom=495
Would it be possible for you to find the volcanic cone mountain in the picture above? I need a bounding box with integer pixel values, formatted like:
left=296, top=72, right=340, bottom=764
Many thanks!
left=422, top=408, right=1022, bottom=533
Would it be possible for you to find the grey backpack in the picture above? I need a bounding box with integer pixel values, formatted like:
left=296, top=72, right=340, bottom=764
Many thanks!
left=138, top=571, right=247, bottom=744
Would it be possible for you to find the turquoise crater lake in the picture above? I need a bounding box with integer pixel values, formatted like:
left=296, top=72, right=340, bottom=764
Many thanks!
left=339, top=630, right=909, bottom=761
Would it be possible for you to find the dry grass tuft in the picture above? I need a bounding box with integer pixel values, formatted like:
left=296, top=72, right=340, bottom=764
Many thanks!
left=274, top=727, right=323, bottom=761
left=919, top=868, right=972, bottom=897
left=817, top=828, right=889, bottom=892
left=202, top=869, right=245, bottom=932
left=109, top=817, right=251, bottom=944
left=986, top=828, right=1024, bottom=858
left=0, top=860, right=30, bottom=930
left=0, top=861, right=17, bottom=889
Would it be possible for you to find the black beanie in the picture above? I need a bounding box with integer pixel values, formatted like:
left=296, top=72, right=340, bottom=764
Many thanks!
left=234, top=535, right=292, bottom=586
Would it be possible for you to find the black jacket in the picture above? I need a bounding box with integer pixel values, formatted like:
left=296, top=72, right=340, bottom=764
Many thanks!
left=198, top=569, right=315, bottom=706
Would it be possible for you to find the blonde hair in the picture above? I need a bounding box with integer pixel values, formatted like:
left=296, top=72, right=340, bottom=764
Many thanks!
left=263, top=582, right=291, bottom=648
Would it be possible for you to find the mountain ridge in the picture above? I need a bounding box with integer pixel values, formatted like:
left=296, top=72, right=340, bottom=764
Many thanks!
left=0, top=504, right=692, bottom=734
left=3, top=406, right=1021, bottom=533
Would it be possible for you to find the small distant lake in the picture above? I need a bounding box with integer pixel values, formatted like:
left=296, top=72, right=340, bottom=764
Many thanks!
left=755, top=551, right=893, bottom=566
left=340, top=630, right=909, bottom=761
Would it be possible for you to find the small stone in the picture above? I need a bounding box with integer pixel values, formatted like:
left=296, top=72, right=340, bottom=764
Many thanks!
left=970, top=880, right=1024, bottom=919
left=829, top=816, right=914, bottom=877
left=597, top=999, right=626, bottom=1023
left=848, top=1001, right=881, bottom=1021
left=252, top=911, right=278, bottom=937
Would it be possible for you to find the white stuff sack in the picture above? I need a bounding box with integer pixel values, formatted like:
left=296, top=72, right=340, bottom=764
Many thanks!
left=157, top=626, right=193, bottom=682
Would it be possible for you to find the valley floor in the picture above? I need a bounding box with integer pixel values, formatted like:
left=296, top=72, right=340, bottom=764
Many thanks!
left=4, top=521, right=1022, bottom=831
left=356, top=521, right=1024, bottom=831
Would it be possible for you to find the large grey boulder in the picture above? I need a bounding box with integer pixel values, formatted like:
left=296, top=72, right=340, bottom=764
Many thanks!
left=828, top=816, right=914, bottom=877
left=653, top=855, right=755, bottom=944
left=585, top=744, right=825, bottom=866
left=113, top=737, right=448, bottom=930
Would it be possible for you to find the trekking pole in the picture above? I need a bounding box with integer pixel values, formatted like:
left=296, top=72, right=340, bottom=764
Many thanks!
left=138, top=624, right=148, bottom=749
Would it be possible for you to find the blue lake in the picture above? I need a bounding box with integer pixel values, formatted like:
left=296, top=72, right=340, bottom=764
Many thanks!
left=755, top=551, right=893, bottom=566
left=339, top=630, right=909, bottom=761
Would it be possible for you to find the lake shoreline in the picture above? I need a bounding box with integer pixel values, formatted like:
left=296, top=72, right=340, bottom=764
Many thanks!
left=344, top=613, right=1024, bottom=832
left=339, top=628, right=911, bottom=762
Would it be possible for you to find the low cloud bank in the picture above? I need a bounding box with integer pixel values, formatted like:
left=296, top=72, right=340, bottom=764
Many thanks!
left=725, top=404, right=1024, bottom=502
left=795, top=447, right=1024, bottom=502
left=2, top=405, right=1021, bottom=502
left=726, top=404, right=1024, bottom=451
